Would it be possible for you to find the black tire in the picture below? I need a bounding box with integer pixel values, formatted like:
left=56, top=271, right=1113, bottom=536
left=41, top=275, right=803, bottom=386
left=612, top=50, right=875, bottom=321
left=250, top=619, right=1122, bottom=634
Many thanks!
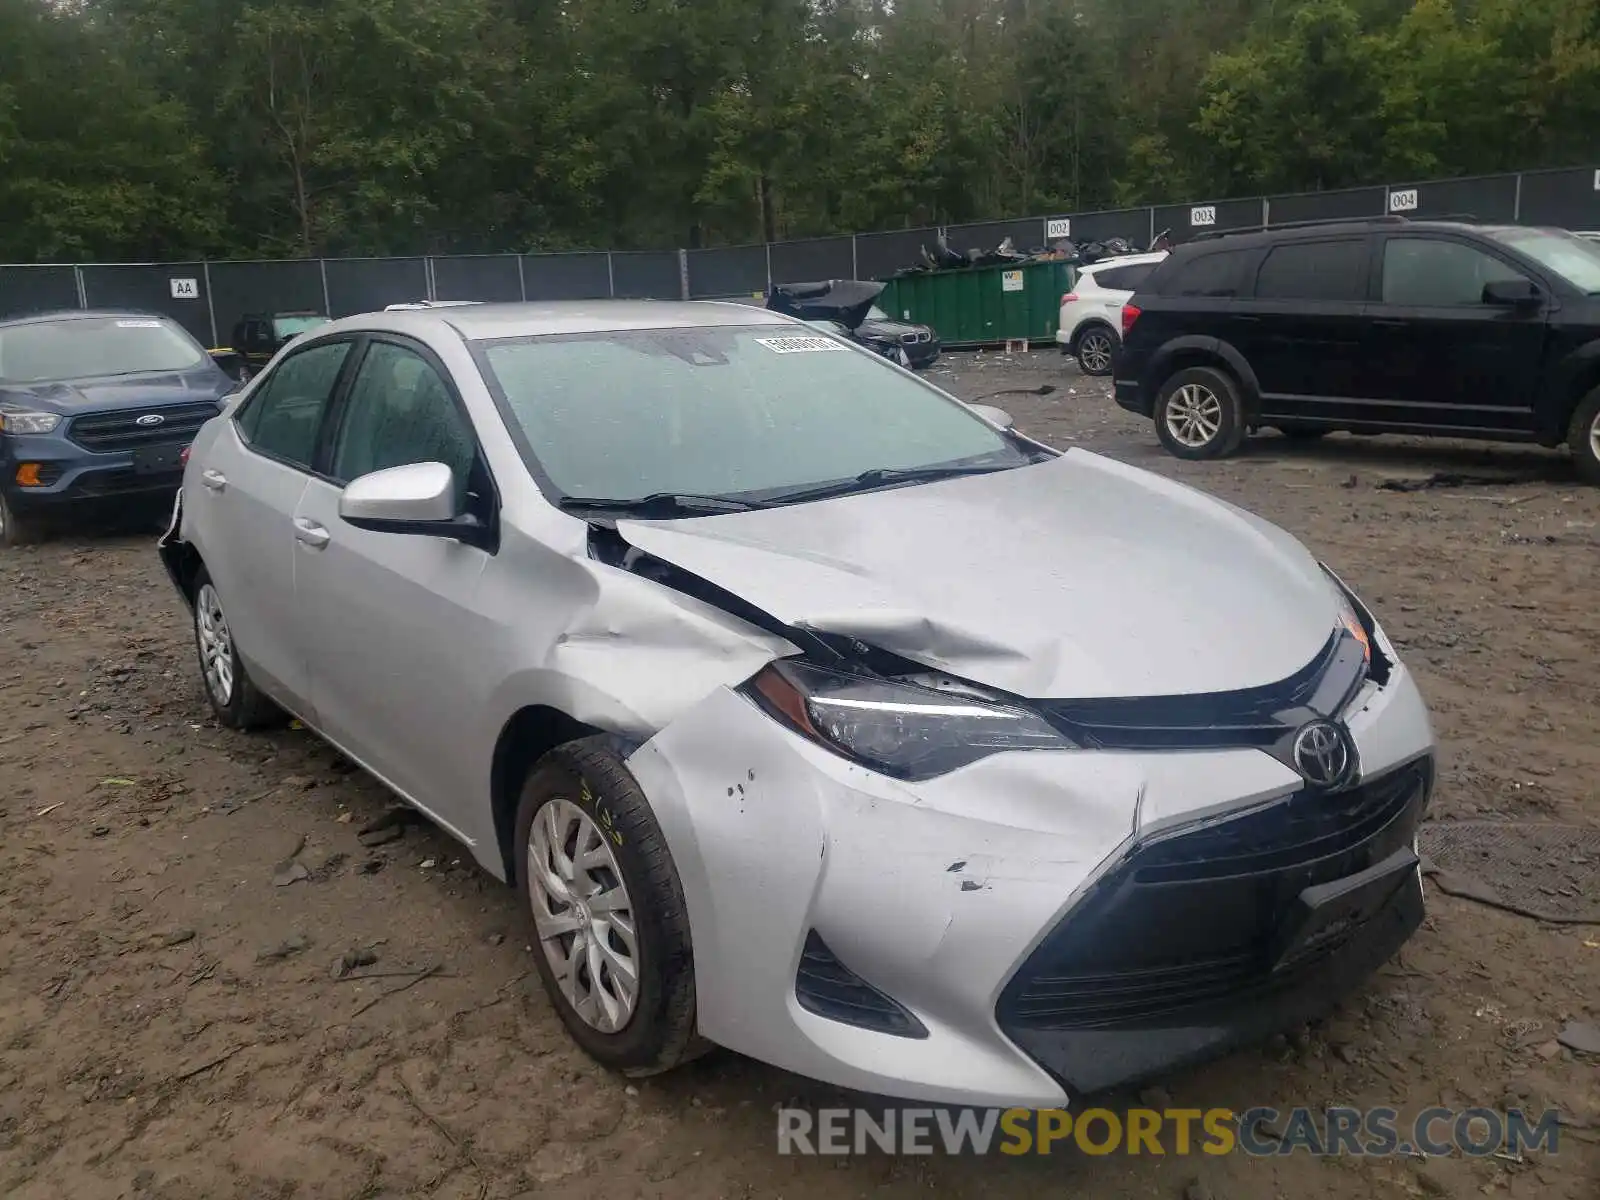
left=514, top=736, right=705, bottom=1077
left=1568, top=387, right=1600, bottom=486
left=191, top=567, right=282, bottom=729
left=0, top=494, right=44, bottom=548
left=1276, top=426, right=1329, bottom=441
left=1072, top=324, right=1118, bottom=376
left=1154, top=366, right=1246, bottom=461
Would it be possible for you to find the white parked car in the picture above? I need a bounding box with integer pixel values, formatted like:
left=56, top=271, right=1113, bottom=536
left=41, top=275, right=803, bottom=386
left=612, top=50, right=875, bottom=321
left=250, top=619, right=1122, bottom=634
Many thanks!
left=157, top=301, right=1434, bottom=1107
left=1056, top=252, right=1168, bottom=376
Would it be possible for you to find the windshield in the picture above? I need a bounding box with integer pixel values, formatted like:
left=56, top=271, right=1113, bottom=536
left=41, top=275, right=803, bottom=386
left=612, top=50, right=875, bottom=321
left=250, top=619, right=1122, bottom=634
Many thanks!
left=1490, top=228, right=1600, bottom=294
left=0, top=316, right=206, bottom=384
left=476, top=325, right=1030, bottom=508
left=272, top=314, right=329, bottom=339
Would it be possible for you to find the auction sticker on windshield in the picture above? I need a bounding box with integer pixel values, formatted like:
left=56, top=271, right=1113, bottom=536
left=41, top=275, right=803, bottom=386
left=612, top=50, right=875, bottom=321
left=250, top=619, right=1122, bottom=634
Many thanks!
left=756, top=336, right=847, bottom=354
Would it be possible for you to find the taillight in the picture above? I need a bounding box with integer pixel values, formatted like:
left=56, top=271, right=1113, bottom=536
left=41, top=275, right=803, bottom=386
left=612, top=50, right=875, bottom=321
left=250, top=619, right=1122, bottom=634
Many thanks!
left=180, top=445, right=191, bottom=466
left=1121, top=304, right=1142, bottom=337
left=1060, top=292, right=1078, bottom=305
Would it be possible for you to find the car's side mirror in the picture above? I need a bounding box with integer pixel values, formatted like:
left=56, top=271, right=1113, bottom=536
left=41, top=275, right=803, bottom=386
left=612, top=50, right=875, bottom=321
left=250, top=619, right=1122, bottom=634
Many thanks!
left=1482, top=278, right=1542, bottom=308
left=339, top=461, right=492, bottom=548
left=969, top=403, right=1015, bottom=430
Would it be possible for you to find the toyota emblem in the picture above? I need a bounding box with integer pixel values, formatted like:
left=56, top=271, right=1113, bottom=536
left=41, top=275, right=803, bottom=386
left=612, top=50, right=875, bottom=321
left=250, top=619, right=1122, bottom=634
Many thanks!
left=1292, top=720, right=1356, bottom=790
left=135, top=413, right=165, bottom=426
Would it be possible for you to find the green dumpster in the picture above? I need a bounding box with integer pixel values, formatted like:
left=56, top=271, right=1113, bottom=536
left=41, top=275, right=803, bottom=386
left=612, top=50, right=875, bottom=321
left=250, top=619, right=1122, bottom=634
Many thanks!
left=876, top=260, right=1075, bottom=349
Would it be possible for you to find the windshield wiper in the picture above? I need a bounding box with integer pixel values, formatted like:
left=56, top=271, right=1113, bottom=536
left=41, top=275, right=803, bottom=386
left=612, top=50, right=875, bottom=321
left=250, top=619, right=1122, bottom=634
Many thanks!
left=558, top=492, right=768, bottom=518
left=762, top=463, right=1014, bottom=506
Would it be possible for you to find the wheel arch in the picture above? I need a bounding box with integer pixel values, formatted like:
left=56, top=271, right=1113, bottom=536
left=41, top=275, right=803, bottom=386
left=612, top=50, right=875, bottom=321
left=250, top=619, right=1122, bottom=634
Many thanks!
left=1146, top=336, right=1261, bottom=418
left=1551, top=343, right=1600, bottom=445
left=1071, top=318, right=1118, bottom=352
left=490, top=705, right=644, bottom=883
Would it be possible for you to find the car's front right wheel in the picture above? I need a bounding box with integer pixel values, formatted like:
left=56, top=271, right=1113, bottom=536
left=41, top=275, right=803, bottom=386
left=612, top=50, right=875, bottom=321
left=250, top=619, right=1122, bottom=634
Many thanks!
left=515, top=736, right=705, bottom=1077
left=1155, top=366, right=1245, bottom=460
left=1569, top=387, right=1600, bottom=486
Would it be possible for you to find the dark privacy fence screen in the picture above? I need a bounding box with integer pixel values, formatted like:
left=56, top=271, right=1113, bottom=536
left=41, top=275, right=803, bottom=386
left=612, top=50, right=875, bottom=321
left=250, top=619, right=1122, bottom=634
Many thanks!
left=4, top=166, right=1598, bottom=343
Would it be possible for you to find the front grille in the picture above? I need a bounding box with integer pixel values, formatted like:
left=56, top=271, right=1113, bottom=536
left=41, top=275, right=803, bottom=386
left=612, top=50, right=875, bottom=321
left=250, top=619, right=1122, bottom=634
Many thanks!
left=71, top=468, right=181, bottom=496
left=899, top=330, right=932, bottom=344
left=1037, top=631, right=1365, bottom=751
left=998, top=758, right=1431, bottom=1031
left=795, top=931, right=928, bottom=1038
left=1135, top=762, right=1424, bottom=884
left=67, top=403, right=217, bottom=453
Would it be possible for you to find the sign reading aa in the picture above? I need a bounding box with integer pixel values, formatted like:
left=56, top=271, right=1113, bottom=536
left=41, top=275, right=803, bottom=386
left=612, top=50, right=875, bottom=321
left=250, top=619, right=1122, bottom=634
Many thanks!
left=169, top=277, right=200, bottom=300
left=1001, top=270, right=1025, bottom=293
left=1190, top=206, right=1217, bottom=227
left=1045, top=218, right=1072, bottom=240
left=1389, top=189, right=1420, bottom=213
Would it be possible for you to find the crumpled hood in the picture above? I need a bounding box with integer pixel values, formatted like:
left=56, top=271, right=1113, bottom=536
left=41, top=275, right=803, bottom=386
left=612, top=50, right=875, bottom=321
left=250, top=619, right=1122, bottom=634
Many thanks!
left=618, top=449, right=1342, bottom=699
left=0, top=366, right=232, bottom=414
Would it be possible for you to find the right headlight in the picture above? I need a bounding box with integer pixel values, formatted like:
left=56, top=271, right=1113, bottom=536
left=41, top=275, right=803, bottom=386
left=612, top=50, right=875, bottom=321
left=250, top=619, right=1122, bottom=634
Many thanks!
left=743, top=659, right=1076, bottom=781
left=0, top=408, right=61, bottom=435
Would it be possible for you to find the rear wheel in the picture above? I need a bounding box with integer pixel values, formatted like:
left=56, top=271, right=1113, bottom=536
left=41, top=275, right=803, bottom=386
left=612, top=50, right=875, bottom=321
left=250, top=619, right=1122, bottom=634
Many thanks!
left=1073, top=325, right=1117, bottom=376
left=1154, top=366, right=1245, bottom=461
left=193, top=568, right=282, bottom=729
left=1569, top=388, right=1600, bottom=486
left=515, top=737, right=705, bottom=1077
left=0, top=494, right=44, bottom=548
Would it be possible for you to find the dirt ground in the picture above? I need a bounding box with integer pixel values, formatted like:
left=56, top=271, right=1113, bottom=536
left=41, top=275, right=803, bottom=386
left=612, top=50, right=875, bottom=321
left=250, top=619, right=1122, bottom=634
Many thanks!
left=2, top=350, right=1597, bottom=1200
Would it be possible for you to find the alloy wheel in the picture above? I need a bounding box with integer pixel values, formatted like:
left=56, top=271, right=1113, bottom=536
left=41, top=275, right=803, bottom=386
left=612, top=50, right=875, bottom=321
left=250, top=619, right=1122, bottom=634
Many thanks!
left=1165, top=383, right=1224, bottom=448
left=1590, top=408, right=1600, bottom=465
left=195, top=583, right=235, bottom=705
left=1078, top=331, right=1114, bottom=374
left=528, top=797, right=639, bottom=1033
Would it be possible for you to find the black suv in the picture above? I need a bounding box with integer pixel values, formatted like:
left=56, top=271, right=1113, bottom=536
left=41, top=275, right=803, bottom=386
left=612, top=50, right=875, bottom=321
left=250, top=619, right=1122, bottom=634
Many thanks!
left=1112, top=217, right=1600, bottom=483
left=230, top=310, right=331, bottom=378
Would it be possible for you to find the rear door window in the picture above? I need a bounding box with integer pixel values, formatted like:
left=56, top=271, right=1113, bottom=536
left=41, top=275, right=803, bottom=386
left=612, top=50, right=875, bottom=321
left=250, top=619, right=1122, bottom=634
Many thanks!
left=1252, top=239, right=1368, bottom=301
left=1094, top=263, right=1159, bottom=291
left=1159, top=250, right=1251, bottom=297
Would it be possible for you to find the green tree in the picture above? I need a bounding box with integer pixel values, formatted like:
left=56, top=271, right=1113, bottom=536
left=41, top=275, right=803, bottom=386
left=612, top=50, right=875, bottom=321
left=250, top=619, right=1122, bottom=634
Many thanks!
left=0, top=0, right=223, bottom=262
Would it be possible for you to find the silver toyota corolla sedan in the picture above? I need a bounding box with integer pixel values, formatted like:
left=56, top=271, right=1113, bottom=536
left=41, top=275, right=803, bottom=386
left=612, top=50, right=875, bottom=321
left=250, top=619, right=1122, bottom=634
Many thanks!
left=158, top=301, right=1435, bottom=1107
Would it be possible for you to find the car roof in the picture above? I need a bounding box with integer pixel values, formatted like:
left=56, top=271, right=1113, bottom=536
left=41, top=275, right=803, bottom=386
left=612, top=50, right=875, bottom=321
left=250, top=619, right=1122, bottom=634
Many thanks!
left=317, top=300, right=793, bottom=341
left=1177, top=216, right=1523, bottom=254
left=0, top=308, right=172, bottom=330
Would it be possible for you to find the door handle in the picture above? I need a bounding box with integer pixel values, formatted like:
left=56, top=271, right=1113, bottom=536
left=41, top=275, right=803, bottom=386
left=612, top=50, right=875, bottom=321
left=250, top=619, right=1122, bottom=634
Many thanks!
left=293, top=518, right=331, bottom=550
left=1372, top=319, right=1409, bottom=328
left=1231, top=314, right=1263, bottom=323
left=200, top=469, right=227, bottom=492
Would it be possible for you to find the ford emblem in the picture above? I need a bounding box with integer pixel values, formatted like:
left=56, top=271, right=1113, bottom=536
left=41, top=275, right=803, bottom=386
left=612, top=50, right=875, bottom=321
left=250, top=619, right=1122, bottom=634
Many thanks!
left=135, top=414, right=165, bottom=426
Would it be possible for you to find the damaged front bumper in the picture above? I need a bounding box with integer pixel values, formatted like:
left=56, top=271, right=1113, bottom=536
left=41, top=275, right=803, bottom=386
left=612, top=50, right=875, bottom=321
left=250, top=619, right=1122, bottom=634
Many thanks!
left=156, top=489, right=193, bottom=606
left=625, top=656, right=1433, bottom=1108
